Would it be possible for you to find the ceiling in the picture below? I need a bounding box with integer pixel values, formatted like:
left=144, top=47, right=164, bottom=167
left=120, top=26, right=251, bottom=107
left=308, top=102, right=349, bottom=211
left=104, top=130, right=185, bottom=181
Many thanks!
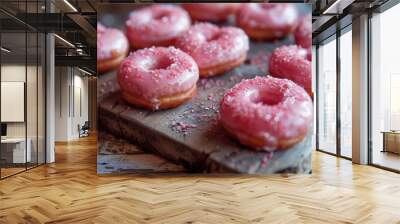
left=309, top=0, right=392, bottom=44
left=0, top=0, right=98, bottom=73
left=1, top=0, right=397, bottom=73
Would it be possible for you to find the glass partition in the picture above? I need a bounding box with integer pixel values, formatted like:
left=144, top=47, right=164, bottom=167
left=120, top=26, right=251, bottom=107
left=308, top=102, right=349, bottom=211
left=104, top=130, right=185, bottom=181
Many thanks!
left=0, top=1, right=46, bottom=179
left=27, top=30, right=38, bottom=169
left=1, top=30, right=28, bottom=177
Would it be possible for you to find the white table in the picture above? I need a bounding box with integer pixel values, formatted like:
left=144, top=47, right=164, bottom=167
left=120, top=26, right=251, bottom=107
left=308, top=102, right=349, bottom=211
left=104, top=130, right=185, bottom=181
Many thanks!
left=1, top=138, right=31, bottom=163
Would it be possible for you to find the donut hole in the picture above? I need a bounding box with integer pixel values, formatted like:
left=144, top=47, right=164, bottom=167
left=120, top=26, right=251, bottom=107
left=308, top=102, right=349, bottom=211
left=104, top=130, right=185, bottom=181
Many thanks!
left=144, top=56, right=173, bottom=71
left=250, top=89, right=283, bottom=106
left=153, top=57, right=173, bottom=70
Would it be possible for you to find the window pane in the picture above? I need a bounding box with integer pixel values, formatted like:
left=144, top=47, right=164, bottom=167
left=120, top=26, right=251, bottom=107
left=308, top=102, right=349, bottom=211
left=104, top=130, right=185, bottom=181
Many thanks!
left=371, top=3, right=400, bottom=171
left=318, top=37, right=337, bottom=154
left=340, top=29, right=352, bottom=158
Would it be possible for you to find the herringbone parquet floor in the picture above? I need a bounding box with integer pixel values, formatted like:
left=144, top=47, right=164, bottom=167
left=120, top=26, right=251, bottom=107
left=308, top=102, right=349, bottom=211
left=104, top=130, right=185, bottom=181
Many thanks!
left=1, top=134, right=400, bottom=224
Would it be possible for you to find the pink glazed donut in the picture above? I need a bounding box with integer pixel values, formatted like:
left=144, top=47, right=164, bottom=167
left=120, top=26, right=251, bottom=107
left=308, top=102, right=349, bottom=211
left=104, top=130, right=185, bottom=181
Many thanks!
left=294, top=15, right=312, bottom=49
left=219, top=76, right=313, bottom=151
left=269, top=45, right=312, bottom=96
left=236, top=3, right=298, bottom=41
left=97, top=23, right=129, bottom=73
left=182, top=3, right=240, bottom=22
left=117, top=47, right=199, bottom=110
left=125, top=5, right=190, bottom=49
left=175, top=23, right=249, bottom=77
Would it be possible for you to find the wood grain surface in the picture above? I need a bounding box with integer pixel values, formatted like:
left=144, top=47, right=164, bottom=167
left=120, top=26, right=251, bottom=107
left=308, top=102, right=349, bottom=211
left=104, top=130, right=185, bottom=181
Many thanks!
left=1, top=135, right=400, bottom=223
left=98, top=131, right=186, bottom=174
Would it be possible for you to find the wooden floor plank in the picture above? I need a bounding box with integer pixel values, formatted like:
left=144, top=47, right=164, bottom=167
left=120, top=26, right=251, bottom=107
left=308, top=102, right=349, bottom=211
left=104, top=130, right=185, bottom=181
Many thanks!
left=0, top=134, right=400, bottom=223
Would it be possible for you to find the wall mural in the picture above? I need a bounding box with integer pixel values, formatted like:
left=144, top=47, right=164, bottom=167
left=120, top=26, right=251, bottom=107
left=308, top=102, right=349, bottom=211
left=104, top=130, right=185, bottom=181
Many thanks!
left=97, top=3, right=313, bottom=174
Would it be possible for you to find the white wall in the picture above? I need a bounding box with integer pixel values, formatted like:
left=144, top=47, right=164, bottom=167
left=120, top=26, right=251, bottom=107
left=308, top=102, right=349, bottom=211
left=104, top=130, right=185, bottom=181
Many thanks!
left=55, top=66, right=70, bottom=141
left=1, top=65, right=26, bottom=138
left=70, top=73, right=89, bottom=139
left=54, top=67, right=89, bottom=141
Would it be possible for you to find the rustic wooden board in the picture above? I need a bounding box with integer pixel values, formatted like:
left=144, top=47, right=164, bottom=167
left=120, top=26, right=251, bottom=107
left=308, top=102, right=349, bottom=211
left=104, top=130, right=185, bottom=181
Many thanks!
left=98, top=4, right=312, bottom=174
left=98, top=131, right=186, bottom=174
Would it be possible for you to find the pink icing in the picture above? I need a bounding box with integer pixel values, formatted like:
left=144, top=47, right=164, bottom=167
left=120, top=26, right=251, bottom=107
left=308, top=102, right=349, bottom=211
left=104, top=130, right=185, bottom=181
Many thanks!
left=306, top=48, right=312, bottom=61
left=269, top=45, right=311, bottom=95
left=117, top=47, right=199, bottom=106
left=175, top=23, right=249, bottom=69
left=219, top=76, right=313, bottom=151
left=294, top=15, right=312, bottom=49
left=237, top=3, right=298, bottom=30
left=97, top=23, right=129, bottom=61
left=182, top=3, right=241, bottom=22
left=125, top=5, right=190, bottom=47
